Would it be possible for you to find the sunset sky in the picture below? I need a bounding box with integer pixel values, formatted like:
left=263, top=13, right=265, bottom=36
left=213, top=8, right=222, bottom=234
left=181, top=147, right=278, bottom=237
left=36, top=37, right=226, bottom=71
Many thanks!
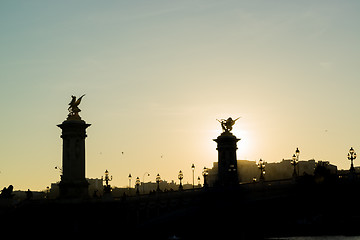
left=1, top=1, right=360, bottom=190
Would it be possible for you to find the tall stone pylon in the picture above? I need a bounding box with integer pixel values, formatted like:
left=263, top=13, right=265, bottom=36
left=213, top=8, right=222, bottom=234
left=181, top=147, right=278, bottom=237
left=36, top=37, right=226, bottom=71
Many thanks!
left=214, top=117, right=240, bottom=187
left=57, top=95, right=90, bottom=198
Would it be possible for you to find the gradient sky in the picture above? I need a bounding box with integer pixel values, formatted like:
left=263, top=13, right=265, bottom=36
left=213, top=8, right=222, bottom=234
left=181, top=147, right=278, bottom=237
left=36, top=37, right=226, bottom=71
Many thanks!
left=1, top=1, right=360, bottom=190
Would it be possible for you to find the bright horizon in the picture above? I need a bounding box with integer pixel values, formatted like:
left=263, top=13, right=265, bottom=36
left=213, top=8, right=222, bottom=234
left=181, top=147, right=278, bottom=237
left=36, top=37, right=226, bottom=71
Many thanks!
left=1, top=1, right=360, bottom=191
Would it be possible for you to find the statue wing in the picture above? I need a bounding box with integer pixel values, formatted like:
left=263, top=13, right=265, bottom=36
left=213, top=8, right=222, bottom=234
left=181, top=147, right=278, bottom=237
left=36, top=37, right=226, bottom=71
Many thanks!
left=74, top=94, right=85, bottom=106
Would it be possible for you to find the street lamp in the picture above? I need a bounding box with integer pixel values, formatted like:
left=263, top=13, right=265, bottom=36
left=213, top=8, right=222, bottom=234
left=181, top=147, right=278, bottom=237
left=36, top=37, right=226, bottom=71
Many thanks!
left=101, top=169, right=113, bottom=194
left=128, top=173, right=132, bottom=191
left=348, top=147, right=356, bottom=173
left=295, top=147, right=300, bottom=158
left=296, top=147, right=300, bottom=176
left=291, top=154, right=298, bottom=177
left=191, top=164, right=195, bottom=189
left=135, top=177, right=140, bottom=195
left=202, top=167, right=209, bottom=189
left=178, top=170, right=183, bottom=191
left=291, top=147, right=300, bottom=177
left=202, top=167, right=209, bottom=188
left=156, top=173, right=161, bottom=192
left=257, top=159, right=265, bottom=182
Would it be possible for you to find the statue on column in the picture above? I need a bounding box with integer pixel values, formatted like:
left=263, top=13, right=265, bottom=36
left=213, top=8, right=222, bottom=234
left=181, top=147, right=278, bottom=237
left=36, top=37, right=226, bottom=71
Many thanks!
left=217, top=117, right=240, bottom=135
left=67, top=94, right=85, bottom=120
left=214, top=117, right=241, bottom=187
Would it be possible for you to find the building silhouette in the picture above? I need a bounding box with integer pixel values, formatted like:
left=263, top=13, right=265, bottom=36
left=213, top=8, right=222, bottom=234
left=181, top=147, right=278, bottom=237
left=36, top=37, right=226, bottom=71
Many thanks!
left=207, top=159, right=337, bottom=185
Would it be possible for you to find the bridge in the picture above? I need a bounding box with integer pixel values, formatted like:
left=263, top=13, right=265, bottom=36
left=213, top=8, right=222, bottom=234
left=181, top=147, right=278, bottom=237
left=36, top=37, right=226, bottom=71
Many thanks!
left=2, top=111, right=358, bottom=238
left=2, top=178, right=360, bottom=239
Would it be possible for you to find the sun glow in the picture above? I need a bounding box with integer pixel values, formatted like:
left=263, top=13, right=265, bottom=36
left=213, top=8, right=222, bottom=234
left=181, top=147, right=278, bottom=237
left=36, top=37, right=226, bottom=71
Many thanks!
left=203, top=124, right=255, bottom=163
left=232, top=129, right=254, bottom=161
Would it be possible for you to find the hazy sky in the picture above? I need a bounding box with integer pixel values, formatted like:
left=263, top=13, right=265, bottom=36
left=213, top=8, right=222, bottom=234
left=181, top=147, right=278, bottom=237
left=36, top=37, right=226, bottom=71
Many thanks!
left=1, top=1, right=360, bottom=190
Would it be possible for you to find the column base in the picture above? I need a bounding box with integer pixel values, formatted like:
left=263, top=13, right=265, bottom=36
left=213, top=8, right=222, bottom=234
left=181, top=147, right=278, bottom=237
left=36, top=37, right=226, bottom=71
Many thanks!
left=58, top=180, right=89, bottom=199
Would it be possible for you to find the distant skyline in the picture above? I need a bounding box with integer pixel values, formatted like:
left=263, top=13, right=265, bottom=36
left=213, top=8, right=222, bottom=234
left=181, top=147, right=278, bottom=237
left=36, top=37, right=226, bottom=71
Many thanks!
left=1, top=1, right=360, bottom=190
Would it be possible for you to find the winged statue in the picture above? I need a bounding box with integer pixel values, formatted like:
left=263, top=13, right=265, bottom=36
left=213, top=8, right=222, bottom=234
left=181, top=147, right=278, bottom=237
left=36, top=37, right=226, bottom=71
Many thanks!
left=67, top=94, right=85, bottom=120
left=217, top=117, right=240, bottom=134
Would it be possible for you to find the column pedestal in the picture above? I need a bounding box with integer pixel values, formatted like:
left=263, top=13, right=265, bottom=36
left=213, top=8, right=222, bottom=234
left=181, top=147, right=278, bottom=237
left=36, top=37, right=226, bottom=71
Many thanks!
left=57, top=119, right=91, bottom=198
left=213, top=132, right=240, bottom=187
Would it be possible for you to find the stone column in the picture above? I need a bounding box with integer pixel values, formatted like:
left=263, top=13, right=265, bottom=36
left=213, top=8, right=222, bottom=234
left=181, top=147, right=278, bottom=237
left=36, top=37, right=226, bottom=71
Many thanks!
left=213, top=132, right=240, bottom=187
left=57, top=119, right=91, bottom=198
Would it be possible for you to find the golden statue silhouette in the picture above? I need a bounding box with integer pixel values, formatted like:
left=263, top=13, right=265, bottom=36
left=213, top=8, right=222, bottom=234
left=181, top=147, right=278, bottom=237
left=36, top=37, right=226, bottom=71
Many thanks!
left=67, top=94, right=85, bottom=120
left=217, top=117, right=240, bottom=134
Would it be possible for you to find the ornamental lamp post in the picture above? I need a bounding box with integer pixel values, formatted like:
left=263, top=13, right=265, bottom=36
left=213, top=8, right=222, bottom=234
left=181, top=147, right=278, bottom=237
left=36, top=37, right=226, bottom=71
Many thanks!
left=178, top=170, right=183, bottom=191
left=348, top=147, right=356, bottom=173
left=295, top=147, right=300, bottom=175
left=191, top=164, right=195, bottom=189
left=291, top=154, right=298, bottom=177
left=128, top=173, right=132, bottom=190
left=156, top=173, right=161, bottom=192
left=257, top=159, right=265, bottom=182
left=101, top=169, right=113, bottom=194
left=291, top=147, right=300, bottom=177
left=135, top=177, right=140, bottom=195
left=295, top=147, right=300, bottom=158
left=202, top=167, right=209, bottom=188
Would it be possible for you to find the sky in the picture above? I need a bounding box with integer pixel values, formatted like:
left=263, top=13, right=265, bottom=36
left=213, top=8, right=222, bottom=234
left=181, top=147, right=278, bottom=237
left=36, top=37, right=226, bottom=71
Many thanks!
left=1, top=0, right=360, bottom=190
